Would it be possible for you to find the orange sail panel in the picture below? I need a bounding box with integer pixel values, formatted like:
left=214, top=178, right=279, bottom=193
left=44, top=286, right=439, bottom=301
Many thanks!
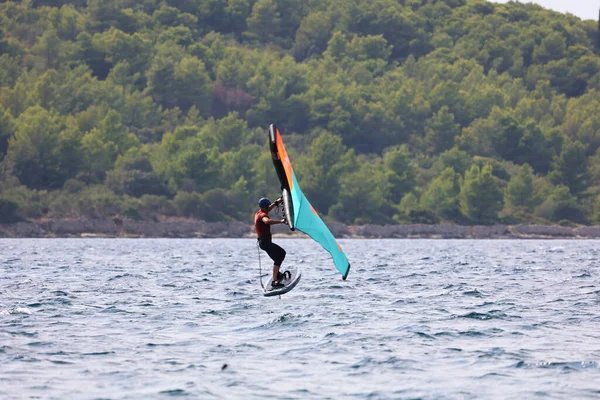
left=274, top=127, right=294, bottom=191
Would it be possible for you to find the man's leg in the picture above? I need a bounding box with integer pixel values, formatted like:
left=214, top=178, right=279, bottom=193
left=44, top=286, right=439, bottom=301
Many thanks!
left=266, top=242, right=285, bottom=286
left=270, top=243, right=286, bottom=287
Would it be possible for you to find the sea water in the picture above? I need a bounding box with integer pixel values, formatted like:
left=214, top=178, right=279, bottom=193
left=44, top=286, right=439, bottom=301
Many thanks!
left=1, top=238, right=599, bottom=399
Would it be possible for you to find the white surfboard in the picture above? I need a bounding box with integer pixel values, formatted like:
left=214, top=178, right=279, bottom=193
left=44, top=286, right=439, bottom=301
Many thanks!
left=263, top=267, right=302, bottom=297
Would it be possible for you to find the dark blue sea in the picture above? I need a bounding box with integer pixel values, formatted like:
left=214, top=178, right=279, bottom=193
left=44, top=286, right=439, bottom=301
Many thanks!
left=1, top=238, right=599, bottom=399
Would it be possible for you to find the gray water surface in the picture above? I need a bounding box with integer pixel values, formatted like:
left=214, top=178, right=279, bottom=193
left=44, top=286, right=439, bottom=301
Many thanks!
left=1, top=239, right=599, bottom=399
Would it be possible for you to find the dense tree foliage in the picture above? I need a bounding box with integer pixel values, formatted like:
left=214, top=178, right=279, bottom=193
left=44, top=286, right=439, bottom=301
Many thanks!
left=0, top=0, right=599, bottom=226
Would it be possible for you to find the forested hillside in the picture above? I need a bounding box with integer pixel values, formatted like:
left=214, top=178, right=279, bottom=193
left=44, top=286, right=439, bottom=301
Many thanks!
left=0, top=0, right=599, bottom=226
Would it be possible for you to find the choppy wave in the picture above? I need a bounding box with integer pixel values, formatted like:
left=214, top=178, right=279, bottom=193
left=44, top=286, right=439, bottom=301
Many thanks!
left=1, top=238, right=600, bottom=399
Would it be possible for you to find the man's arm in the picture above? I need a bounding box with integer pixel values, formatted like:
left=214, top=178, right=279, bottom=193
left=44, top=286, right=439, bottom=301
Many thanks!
left=267, top=197, right=283, bottom=212
left=262, top=216, right=286, bottom=225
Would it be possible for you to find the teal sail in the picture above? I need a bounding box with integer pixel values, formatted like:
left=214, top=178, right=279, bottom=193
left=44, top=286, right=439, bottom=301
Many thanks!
left=289, top=169, right=351, bottom=279
left=268, top=124, right=350, bottom=280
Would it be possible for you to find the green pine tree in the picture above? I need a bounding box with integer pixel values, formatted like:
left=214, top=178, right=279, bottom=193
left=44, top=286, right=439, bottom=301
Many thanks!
left=459, top=164, right=503, bottom=224
left=504, top=163, right=535, bottom=211
left=549, top=140, right=589, bottom=198
left=420, top=167, right=462, bottom=221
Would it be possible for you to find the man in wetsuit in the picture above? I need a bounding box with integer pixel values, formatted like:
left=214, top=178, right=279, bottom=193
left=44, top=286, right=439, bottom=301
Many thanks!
left=255, top=197, right=287, bottom=288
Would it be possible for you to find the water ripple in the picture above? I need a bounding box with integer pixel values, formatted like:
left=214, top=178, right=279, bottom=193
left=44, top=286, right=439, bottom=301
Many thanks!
left=1, top=238, right=599, bottom=398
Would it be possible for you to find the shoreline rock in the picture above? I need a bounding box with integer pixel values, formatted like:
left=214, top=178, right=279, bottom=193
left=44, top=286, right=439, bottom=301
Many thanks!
left=0, top=218, right=599, bottom=239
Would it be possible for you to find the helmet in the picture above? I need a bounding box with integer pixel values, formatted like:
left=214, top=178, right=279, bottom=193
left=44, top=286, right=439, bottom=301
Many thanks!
left=258, top=198, right=271, bottom=208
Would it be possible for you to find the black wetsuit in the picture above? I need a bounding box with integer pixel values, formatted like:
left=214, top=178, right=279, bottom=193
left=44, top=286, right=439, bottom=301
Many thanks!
left=258, top=233, right=286, bottom=266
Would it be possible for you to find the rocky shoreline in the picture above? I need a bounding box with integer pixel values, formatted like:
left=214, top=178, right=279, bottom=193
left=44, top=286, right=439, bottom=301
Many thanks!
left=1, top=218, right=599, bottom=239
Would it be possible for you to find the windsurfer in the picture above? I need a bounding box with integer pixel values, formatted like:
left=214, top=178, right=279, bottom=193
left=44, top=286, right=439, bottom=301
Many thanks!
left=255, top=197, right=287, bottom=288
